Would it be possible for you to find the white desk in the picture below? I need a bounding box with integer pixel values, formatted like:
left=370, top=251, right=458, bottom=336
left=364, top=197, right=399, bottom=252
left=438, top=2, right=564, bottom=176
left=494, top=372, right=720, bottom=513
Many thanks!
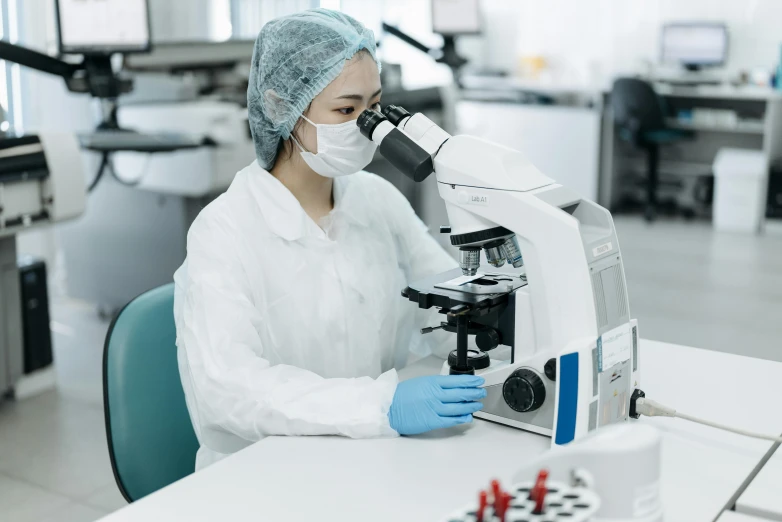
left=651, top=83, right=782, bottom=102
left=100, top=340, right=782, bottom=522
left=736, top=445, right=782, bottom=520
left=718, top=511, right=775, bottom=522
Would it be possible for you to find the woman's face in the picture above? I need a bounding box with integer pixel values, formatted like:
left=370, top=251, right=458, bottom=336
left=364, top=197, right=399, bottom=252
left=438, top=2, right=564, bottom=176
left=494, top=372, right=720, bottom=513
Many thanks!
left=295, top=51, right=382, bottom=153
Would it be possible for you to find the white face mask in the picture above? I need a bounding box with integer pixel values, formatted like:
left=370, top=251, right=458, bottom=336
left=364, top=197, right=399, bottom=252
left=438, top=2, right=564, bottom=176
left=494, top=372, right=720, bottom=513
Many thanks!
left=291, top=115, right=378, bottom=178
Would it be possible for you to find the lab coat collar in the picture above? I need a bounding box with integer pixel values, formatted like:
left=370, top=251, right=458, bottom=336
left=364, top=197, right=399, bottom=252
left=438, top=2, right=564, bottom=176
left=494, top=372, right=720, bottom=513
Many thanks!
left=241, top=161, right=359, bottom=242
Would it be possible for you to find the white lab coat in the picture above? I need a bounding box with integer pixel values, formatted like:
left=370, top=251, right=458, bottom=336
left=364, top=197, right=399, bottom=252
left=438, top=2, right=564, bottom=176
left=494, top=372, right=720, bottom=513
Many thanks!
left=173, top=160, right=457, bottom=470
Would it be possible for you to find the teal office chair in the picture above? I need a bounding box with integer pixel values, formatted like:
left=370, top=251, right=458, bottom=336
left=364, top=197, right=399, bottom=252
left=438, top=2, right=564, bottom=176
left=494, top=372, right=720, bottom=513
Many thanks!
left=103, top=283, right=199, bottom=502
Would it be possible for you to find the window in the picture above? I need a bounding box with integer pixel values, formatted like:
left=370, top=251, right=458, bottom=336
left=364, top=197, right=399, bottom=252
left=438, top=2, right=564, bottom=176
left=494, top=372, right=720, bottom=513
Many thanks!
left=229, top=0, right=315, bottom=40
left=0, top=0, right=22, bottom=133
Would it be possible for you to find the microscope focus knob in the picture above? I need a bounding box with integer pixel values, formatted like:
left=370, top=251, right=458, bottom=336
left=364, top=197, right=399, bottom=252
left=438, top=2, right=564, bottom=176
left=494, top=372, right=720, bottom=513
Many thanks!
left=476, top=328, right=500, bottom=351
left=503, top=368, right=546, bottom=413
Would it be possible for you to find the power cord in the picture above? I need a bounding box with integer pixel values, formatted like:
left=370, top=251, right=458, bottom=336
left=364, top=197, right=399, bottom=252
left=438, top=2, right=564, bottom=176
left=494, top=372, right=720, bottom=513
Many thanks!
left=633, top=396, right=782, bottom=443
left=87, top=152, right=110, bottom=192
left=87, top=151, right=151, bottom=192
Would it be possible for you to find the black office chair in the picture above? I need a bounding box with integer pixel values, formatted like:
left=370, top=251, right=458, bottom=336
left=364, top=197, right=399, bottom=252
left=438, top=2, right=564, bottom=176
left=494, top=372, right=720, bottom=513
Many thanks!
left=611, top=78, right=694, bottom=221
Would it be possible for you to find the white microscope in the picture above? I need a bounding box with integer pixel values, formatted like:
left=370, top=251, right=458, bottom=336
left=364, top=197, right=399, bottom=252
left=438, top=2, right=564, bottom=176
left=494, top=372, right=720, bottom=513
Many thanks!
left=357, top=106, right=641, bottom=446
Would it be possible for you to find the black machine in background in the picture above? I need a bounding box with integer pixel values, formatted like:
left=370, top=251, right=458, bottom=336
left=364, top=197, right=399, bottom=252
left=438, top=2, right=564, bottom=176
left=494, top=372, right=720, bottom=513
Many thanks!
left=610, top=78, right=696, bottom=222
left=769, top=161, right=782, bottom=219
left=18, top=257, right=53, bottom=375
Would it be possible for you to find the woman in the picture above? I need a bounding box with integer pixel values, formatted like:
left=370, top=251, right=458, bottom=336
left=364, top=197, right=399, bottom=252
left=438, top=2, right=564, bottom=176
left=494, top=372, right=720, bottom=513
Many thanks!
left=174, top=8, right=485, bottom=470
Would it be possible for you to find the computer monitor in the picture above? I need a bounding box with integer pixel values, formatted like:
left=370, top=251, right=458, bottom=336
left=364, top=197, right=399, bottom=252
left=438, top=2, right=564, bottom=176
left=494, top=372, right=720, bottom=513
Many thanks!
left=431, top=0, right=481, bottom=35
left=660, top=22, right=728, bottom=70
left=56, top=0, right=152, bottom=56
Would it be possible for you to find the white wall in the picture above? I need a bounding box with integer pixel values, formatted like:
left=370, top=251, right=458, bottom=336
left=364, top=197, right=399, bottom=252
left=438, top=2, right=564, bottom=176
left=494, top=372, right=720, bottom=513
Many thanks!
left=470, top=0, right=782, bottom=83
left=150, top=0, right=233, bottom=42
left=374, top=0, right=782, bottom=86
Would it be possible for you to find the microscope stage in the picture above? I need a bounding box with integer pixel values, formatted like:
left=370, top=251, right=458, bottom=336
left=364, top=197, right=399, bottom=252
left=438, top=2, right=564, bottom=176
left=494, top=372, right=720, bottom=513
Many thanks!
left=402, top=268, right=527, bottom=311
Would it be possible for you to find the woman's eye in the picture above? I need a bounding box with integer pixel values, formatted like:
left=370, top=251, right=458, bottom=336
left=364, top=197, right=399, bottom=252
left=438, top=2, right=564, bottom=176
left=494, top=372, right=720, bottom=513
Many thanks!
left=338, top=107, right=355, bottom=115
left=372, top=102, right=381, bottom=110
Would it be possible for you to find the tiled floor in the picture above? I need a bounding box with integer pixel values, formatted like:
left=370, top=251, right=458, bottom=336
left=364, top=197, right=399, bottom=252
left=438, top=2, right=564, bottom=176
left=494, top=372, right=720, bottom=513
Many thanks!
left=0, top=300, right=124, bottom=522
left=616, top=217, right=782, bottom=361
left=0, top=216, right=780, bottom=522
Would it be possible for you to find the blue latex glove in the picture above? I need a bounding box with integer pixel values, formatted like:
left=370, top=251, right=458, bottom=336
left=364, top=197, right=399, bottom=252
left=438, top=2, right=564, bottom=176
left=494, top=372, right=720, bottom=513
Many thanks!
left=388, top=375, right=486, bottom=435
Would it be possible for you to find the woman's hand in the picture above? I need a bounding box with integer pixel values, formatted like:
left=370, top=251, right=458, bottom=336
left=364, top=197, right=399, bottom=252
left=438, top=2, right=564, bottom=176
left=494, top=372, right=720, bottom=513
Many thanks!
left=388, top=375, right=486, bottom=435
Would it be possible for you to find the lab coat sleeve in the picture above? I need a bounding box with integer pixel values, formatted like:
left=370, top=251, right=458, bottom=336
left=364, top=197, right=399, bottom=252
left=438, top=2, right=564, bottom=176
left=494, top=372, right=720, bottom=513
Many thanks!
left=377, top=177, right=459, bottom=358
left=174, top=209, right=399, bottom=443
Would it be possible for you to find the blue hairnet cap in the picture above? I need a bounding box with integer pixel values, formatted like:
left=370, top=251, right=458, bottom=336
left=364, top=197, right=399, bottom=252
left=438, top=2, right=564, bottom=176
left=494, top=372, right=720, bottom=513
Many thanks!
left=247, top=8, right=380, bottom=170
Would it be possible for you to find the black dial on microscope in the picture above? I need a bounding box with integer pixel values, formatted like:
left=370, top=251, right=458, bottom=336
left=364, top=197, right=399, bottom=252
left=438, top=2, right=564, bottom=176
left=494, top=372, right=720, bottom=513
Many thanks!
left=503, top=368, right=546, bottom=413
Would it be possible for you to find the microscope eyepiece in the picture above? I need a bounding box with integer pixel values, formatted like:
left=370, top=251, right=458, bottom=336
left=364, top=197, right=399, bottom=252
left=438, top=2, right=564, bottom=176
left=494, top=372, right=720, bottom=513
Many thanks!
left=357, top=109, right=387, bottom=140
left=382, top=105, right=411, bottom=126
left=356, top=107, right=434, bottom=183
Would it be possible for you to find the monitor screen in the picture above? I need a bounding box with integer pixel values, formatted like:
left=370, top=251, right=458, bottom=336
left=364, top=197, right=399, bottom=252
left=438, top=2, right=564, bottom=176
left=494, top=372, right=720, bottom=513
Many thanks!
left=57, top=0, right=151, bottom=55
left=432, top=0, right=481, bottom=35
left=661, top=23, right=728, bottom=67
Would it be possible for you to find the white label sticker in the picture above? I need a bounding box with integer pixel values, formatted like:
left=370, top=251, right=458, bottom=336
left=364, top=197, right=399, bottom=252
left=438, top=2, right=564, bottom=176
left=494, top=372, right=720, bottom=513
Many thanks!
left=593, top=241, right=613, bottom=257
left=633, top=482, right=661, bottom=517
left=598, top=323, right=632, bottom=372
left=468, top=194, right=489, bottom=206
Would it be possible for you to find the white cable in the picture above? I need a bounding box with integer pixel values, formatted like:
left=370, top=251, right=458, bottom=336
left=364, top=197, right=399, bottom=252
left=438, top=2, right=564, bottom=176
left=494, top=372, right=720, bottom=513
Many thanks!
left=635, top=398, right=782, bottom=443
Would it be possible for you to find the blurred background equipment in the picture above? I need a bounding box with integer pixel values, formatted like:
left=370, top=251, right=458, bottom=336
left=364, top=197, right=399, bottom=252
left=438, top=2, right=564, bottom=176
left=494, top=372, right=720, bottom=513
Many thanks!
left=660, top=22, right=728, bottom=76
left=769, top=159, right=782, bottom=218
left=0, top=133, right=85, bottom=398
left=712, top=148, right=769, bottom=233
left=18, top=256, right=53, bottom=375
left=610, top=77, right=695, bottom=221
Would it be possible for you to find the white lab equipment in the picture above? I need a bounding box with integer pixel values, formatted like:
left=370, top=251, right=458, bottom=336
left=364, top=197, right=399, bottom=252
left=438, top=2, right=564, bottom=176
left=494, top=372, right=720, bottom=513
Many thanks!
left=56, top=0, right=150, bottom=55
left=511, top=423, right=663, bottom=522
left=357, top=105, right=640, bottom=446
left=431, top=0, right=481, bottom=35
left=173, top=161, right=458, bottom=470
left=444, top=475, right=601, bottom=522
left=113, top=101, right=254, bottom=197
left=444, top=424, right=661, bottom=522
left=713, top=148, right=769, bottom=233
left=0, top=133, right=86, bottom=397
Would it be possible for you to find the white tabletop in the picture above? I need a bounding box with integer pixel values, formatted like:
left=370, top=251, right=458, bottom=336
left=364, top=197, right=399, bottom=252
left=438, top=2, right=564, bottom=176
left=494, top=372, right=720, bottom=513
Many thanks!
left=736, top=445, right=782, bottom=520
left=718, top=511, right=775, bottom=522
left=100, top=340, right=782, bottom=522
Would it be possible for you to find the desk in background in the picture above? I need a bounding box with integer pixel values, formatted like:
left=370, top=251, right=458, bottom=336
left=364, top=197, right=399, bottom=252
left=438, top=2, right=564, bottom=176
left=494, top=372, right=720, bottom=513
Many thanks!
left=454, top=76, right=782, bottom=221
left=601, top=83, right=782, bottom=214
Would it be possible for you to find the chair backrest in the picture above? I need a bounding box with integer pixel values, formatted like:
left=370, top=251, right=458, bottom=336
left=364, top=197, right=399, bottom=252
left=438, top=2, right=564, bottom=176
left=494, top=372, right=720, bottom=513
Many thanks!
left=611, top=78, right=667, bottom=133
left=103, top=283, right=198, bottom=502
